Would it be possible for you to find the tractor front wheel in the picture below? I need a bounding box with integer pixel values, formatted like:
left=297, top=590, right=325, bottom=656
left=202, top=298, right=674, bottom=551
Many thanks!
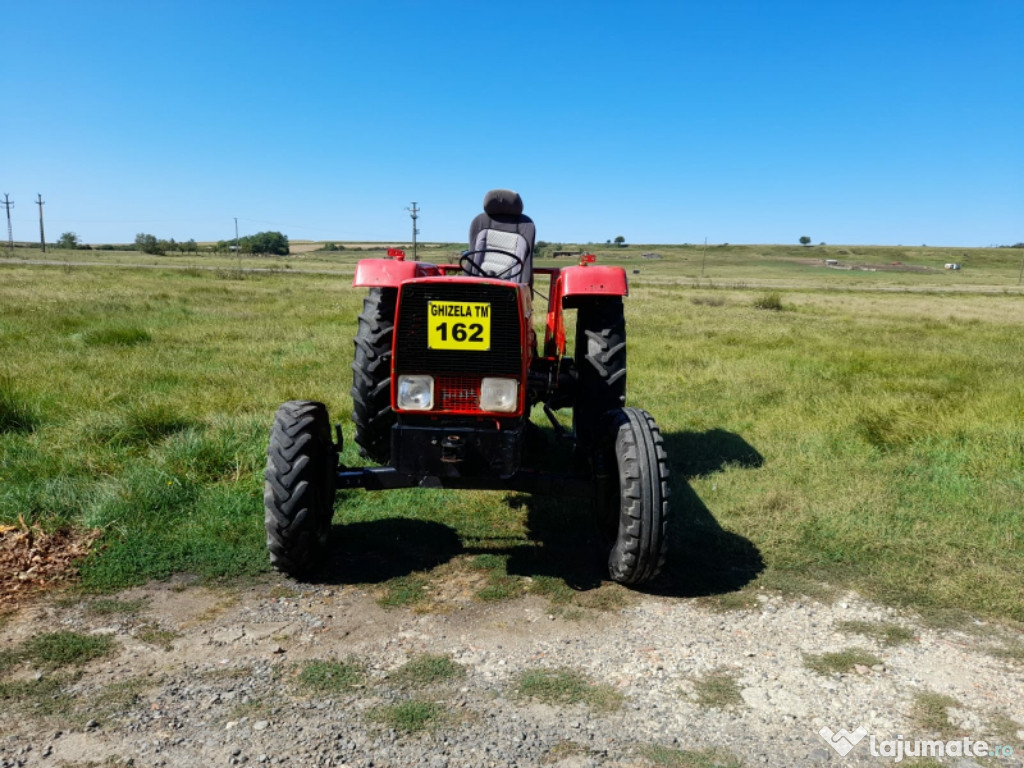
left=264, top=400, right=336, bottom=578
left=596, top=407, right=669, bottom=585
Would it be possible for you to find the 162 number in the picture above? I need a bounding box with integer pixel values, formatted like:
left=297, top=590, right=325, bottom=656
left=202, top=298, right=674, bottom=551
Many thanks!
left=434, top=322, right=484, bottom=343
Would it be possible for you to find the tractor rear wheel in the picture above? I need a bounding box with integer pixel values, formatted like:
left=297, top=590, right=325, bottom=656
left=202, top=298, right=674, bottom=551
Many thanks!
left=573, top=297, right=626, bottom=449
left=264, top=400, right=336, bottom=578
left=596, top=407, right=669, bottom=585
left=351, top=287, right=397, bottom=464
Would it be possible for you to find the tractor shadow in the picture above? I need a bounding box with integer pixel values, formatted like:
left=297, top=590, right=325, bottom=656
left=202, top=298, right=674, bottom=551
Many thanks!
left=505, top=428, right=766, bottom=598
left=646, top=429, right=766, bottom=597
left=311, top=427, right=764, bottom=599
left=318, top=518, right=464, bottom=585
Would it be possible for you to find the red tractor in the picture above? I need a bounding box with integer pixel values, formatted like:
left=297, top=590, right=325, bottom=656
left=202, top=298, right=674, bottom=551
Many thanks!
left=264, top=190, right=669, bottom=585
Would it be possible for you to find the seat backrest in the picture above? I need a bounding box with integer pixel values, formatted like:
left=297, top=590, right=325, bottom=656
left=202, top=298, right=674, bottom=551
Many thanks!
left=466, top=189, right=536, bottom=284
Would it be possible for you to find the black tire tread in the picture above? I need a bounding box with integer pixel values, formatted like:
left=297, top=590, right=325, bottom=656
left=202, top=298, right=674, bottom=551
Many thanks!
left=350, top=288, right=397, bottom=464
left=264, top=400, right=335, bottom=577
left=574, top=298, right=627, bottom=447
left=605, top=407, right=670, bottom=584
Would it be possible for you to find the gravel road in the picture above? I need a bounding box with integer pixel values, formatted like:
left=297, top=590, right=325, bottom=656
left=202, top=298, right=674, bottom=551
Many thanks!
left=1, top=574, right=1022, bottom=768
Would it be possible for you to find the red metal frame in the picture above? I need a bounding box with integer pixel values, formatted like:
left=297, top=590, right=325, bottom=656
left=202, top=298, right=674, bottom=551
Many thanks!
left=537, top=263, right=629, bottom=357
left=353, top=258, right=442, bottom=288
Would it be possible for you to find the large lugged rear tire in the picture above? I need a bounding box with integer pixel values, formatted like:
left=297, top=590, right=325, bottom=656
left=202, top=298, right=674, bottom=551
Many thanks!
left=351, top=288, right=397, bottom=464
left=573, top=297, right=626, bottom=448
left=264, top=400, right=336, bottom=578
left=596, top=407, right=669, bottom=585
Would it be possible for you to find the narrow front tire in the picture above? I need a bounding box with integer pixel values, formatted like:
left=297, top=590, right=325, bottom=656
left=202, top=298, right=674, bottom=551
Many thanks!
left=596, top=407, right=669, bottom=585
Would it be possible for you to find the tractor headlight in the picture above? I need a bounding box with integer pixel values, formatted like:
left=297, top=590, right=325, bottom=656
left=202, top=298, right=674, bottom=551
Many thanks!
left=397, top=375, right=434, bottom=411
left=480, top=377, right=518, bottom=413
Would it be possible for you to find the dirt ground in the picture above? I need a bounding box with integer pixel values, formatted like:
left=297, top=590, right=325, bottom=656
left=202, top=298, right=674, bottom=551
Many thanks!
left=2, top=568, right=1023, bottom=768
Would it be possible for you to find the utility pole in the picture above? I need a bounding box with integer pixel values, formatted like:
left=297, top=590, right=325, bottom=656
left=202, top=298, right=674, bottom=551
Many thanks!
left=2, top=194, right=12, bottom=254
left=36, top=194, right=46, bottom=253
left=407, top=202, right=419, bottom=261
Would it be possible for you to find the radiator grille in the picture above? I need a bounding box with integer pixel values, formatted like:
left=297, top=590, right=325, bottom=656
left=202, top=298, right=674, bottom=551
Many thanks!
left=394, top=282, right=522, bottom=377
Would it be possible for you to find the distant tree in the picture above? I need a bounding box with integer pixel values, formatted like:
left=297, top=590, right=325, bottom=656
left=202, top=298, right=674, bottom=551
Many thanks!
left=799, top=236, right=811, bottom=246
left=614, top=235, right=626, bottom=246
left=56, top=232, right=80, bottom=249
left=135, top=233, right=166, bottom=255
left=184, top=238, right=198, bottom=254
left=241, top=231, right=289, bottom=255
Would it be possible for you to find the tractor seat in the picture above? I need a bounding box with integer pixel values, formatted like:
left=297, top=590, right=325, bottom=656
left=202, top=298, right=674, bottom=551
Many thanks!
left=465, top=189, right=536, bottom=284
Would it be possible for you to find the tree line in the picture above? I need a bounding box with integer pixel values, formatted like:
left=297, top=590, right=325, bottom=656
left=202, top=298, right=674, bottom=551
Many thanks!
left=51, top=230, right=290, bottom=255
left=136, top=230, right=289, bottom=256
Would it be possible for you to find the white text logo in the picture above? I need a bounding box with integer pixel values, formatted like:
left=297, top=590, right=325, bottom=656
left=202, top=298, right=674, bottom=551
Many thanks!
left=819, top=726, right=868, bottom=756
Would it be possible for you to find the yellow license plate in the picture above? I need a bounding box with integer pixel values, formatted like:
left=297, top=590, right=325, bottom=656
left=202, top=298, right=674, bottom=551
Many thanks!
left=427, top=301, right=491, bottom=351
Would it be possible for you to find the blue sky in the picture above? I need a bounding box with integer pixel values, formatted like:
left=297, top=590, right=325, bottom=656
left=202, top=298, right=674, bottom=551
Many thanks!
left=5, top=1, right=1022, bottom=246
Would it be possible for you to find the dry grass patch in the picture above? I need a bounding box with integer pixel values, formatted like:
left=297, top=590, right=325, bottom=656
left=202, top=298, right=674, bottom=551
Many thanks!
left=367, top=698, right=449, bottom=733
left=0, top=675, right=78, bottom=719
left=14, top=631, right=118, bottom=670
left=803, top=648, right=882, bottom=675
left=640, top=744, right=744, bottom=768
left=135, top=622, right=180, bottom=651
left=388, top=653, right=465, bottom=687
left=297, top=658, right=365, bottom=694
left=691, top=669, right=743, bottom=709
left=514, top=667, right=624, bottom=713
left=988, top=641, right=1024, bottom=664
left=835, top=619, right=915, bottom=646
left=910, top=691, right=962, bottom=738
left=376, top=573, right=431, bottom=608
left=86, top=597, right=148, bottom=616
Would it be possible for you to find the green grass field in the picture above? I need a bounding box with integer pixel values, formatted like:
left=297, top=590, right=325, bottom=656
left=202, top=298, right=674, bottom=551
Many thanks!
left=1, top=244, right=1022, bottom=622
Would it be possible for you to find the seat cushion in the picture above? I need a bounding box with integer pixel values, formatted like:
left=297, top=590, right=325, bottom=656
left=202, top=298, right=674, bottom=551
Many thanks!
left=469, top=228, right=531, bottom=281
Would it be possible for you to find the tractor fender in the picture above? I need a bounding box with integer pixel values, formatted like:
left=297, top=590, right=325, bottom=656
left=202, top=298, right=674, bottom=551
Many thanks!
left=558, top=265, right=628, bottom=305
left=353, top=258, right=441, bottom=288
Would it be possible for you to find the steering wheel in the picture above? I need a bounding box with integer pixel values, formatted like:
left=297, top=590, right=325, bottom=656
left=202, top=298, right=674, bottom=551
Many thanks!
left=459, top=248, right=525, bottom=281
